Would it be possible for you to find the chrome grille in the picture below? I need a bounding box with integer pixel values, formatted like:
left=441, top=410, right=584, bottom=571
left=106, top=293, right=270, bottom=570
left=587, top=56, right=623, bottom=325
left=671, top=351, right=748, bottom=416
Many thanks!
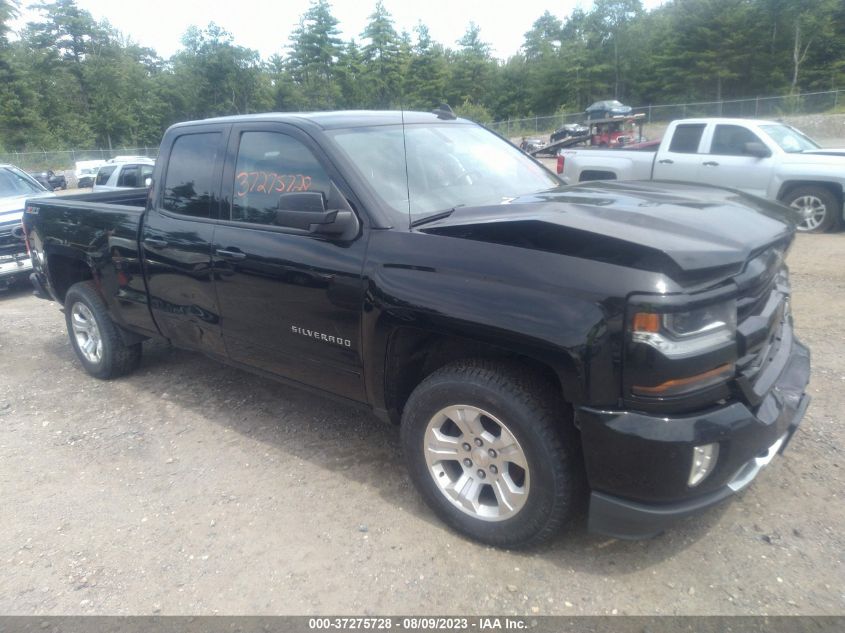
left=734, top=245, right=790, bottom=405
left=0, top=219, right=25, bottom=251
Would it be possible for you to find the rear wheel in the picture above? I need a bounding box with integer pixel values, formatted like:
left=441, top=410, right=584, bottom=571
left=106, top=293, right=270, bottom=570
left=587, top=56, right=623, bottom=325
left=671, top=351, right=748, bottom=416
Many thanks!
left=400, top=360, right=581, bottom=548
left=783, top=186, right=840, bottom=233
left=65, top=281, right=141, bottom=379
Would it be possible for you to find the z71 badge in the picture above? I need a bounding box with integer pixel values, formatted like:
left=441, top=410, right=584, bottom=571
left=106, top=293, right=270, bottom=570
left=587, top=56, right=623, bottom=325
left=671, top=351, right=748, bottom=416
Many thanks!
left=291, top=325, right=352, bottom=348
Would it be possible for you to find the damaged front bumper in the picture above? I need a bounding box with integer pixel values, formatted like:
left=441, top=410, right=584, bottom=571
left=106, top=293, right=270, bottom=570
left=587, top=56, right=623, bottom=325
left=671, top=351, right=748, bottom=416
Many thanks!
left=576, top=333, right=811, bottom=540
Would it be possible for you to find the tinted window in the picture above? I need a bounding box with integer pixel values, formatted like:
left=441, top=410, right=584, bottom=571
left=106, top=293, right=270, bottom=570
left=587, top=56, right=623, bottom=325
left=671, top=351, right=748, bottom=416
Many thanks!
left=95, top=166, right=116, bottom=185
left=163, top=133, right=221, bottom=218
left=668, top=124, right=705, bottom=153
left=118, top=165, right=140, bottom=187
left=232, top=131, right=331, bottom=225
left=711, top=125, right=763, bottom=156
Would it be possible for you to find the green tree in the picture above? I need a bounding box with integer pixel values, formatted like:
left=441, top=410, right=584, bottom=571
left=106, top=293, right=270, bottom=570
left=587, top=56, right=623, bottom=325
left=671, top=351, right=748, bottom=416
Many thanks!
left=287, top=0, right=343, bottom=109
left=360, top=1, right=402, bottom=107
left=26, top=0, right=105, bottom=109
left=335, top=40, right=367, bottom=108
left=589, top=0, right=643, bottom=99
left=404, top=23, right=448, bottom=109
left=170, top=23, right=271, bottom=119
left=448, top=23, right=495, bottom=107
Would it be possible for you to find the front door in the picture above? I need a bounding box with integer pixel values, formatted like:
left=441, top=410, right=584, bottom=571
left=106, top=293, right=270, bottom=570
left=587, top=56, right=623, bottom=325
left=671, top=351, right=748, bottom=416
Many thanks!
left=212, top=124, right=368, bottom=401
left=141, top=126, right=229, bottom=357
left=699, top=124, right=774, bottom=197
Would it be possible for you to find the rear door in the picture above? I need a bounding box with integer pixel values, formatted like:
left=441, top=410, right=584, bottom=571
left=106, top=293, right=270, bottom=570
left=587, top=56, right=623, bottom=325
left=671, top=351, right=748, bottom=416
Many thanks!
left=652, top=123, right=707, bottom=181
left=212, top=123, right=368, bottom=401
left=93, top=165, right=117, bottom=191
left=141, top=125, right=229, bottom=357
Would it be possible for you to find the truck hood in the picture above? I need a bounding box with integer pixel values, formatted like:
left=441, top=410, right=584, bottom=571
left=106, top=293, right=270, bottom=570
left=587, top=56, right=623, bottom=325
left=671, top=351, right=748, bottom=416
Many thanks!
left=802, top=148, right=845, bottom=158
left=0, top=192, right=54, bottom=223
left=419, top=181, right=795, bottom=286
left=780, top=151, right=845, bottom=166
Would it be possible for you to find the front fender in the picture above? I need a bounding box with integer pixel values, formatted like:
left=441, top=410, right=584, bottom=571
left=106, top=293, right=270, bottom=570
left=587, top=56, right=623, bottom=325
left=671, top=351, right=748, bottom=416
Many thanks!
left=361, top=231, right=627, bottom=412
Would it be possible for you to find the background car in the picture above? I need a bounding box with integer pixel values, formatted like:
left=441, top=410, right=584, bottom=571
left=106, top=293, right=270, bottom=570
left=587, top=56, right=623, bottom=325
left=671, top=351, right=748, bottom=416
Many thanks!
left=74, top=160, right=106, bottom=188
left=519, top=137, right=547, bottom=152
left=550, top=123, right=589, bottom=143
left=29, top=169, right=67, bottom=191
left=0, top=164, right=53, bottom=290
left=585, top=100, right=633, bottom=121
left=93, top=159, right=155, bottom=191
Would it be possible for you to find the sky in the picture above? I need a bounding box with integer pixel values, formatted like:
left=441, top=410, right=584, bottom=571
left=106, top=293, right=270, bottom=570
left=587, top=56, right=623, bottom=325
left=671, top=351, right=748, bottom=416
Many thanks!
left=11, top=0, right=668, bottom=61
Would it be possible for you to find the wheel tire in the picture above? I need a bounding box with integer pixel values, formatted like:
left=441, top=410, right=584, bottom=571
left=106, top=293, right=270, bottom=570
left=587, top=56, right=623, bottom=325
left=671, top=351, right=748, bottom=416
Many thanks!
left=782, top=186, right=840, bottom=233
left=64, top=281, right=141, bottom=379
left=400, top=359, right=582, bottom=548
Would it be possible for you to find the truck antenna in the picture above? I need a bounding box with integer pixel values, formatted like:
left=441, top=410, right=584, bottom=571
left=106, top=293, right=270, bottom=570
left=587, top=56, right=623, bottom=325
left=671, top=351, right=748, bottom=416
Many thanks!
left=400, top=101, right=413, bottom=231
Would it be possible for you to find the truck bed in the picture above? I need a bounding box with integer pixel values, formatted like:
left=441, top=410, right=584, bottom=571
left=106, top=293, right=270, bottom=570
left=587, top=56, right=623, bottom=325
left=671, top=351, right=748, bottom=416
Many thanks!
left=39, top=187, right=149, bottom=211
left=561, top=147, right=655, bottom=183
left=24, top=186, right=159, bottom=337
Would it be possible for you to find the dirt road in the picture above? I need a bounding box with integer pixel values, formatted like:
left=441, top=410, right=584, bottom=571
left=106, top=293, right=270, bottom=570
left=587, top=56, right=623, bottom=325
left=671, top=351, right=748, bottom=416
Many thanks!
left=0, top=234, right=842, bottom=615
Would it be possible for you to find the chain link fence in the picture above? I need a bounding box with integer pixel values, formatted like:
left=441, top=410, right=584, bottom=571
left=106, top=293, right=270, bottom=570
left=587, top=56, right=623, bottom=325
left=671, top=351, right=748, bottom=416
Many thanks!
left=5, top=89, right=845, bottom=172
left=489, top=89, right=845, bottom=138
left=0, top=147, right=159, bottom=174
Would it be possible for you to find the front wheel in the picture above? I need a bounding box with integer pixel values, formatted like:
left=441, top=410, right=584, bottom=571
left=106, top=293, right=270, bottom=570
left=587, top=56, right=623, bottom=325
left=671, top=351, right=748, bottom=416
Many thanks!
left=783, top=186, right=841, bottom=233
left=400, top=360, right=581, bottom=548
left=65, top=281, right=142, bottom=379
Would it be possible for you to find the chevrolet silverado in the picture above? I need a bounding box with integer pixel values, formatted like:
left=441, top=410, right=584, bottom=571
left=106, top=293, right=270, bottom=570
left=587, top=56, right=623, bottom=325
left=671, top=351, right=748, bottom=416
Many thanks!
left=23, top=111, right=811, bottom=547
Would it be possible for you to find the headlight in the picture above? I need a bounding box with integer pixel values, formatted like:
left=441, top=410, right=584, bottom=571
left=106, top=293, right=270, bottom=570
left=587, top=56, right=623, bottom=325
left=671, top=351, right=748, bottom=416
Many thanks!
left=627, top=297, right=737, bottom=399
left=632, top=300, right=736, bottom=359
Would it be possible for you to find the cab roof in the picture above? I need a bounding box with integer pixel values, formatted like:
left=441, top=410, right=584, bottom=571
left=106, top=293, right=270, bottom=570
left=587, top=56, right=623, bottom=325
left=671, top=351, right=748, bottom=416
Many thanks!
left=170, top=110, right=472, bottom=131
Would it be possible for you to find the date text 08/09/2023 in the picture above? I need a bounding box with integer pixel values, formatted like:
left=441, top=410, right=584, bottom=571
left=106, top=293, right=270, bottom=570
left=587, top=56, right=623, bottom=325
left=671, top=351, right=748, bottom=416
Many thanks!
left=307, top=617, right=528, bottom=630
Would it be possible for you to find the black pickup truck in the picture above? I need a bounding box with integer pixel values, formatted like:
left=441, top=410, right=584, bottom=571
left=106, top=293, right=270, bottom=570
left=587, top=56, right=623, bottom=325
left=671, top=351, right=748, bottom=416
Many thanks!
left=23, top=110, right=810, bottom=547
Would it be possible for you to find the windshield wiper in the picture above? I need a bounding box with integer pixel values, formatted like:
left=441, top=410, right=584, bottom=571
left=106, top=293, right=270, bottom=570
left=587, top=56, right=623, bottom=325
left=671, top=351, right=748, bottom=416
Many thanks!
left=410, top=207, right=457, bottom=228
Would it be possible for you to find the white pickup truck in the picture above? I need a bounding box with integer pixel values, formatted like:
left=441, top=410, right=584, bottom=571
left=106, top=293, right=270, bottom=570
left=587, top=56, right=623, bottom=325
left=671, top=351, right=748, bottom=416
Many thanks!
left=559, top=118, right=845, bottom=232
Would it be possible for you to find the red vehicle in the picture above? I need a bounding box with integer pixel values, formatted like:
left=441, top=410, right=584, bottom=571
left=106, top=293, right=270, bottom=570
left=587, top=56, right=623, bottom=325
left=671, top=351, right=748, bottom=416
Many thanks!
left=589, top=114, right=646, bottom=147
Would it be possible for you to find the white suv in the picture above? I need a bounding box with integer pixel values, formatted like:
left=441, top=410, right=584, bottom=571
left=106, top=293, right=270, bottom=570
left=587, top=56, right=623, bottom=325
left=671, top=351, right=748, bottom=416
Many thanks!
left=93, top=159, right=155, bottom=191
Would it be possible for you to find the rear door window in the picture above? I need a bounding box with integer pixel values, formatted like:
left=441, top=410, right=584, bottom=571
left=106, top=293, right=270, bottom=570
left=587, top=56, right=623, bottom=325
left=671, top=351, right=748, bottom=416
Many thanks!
left=668, top=124, right=706, bottom=154
left=95, top=166, right=116, bottom=185
left=162, top=133, right=222, bottom=218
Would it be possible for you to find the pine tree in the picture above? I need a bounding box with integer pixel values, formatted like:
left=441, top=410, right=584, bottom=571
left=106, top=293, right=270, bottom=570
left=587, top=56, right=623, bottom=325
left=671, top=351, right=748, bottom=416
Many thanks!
left=288, top=0, right=343, bottom=109
left=360, top=1, right=402, bottom=107
left=404, top=23, right=448, bottom=110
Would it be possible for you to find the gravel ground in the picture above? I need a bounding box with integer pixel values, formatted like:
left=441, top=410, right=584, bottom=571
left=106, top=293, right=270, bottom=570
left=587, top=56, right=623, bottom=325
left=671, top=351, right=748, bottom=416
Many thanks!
left=0, top=234, right=843, bottom=616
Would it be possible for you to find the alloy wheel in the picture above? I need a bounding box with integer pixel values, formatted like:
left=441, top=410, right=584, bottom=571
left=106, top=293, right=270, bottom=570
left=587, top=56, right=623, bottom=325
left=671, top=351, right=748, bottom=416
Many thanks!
left=790, top=195, right=828, bottom=232
left=71, top=302, right=103, bottom=364
left=423, top=405, right=530, bottom=522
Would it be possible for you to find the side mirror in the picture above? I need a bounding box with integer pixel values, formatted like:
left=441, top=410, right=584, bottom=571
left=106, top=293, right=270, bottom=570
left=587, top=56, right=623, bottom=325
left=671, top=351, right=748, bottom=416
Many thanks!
left=144, top=177, right=152, bottom=187
left=744, top=142, right=771, bottom=158
left=277, top=191, right=326, bottom=214
left=273, top=188, right=360, bottom=239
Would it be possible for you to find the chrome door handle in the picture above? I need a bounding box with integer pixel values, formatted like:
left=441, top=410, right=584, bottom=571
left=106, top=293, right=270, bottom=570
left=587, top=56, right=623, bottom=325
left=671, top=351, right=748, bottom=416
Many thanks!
left=143, top=237, right=168, bottom=248
left=702, top=161, right=719, bottom=167
left=658, top=159, right=674, bottom=164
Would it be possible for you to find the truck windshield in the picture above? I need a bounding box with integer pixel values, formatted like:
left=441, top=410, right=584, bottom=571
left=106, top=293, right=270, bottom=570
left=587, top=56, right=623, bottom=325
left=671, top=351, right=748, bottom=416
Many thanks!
left=0, top=167, right=46, bottom=197
left=760, top=124, right=820, bottom=153
left=327, top=123, right=560, bottom=225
